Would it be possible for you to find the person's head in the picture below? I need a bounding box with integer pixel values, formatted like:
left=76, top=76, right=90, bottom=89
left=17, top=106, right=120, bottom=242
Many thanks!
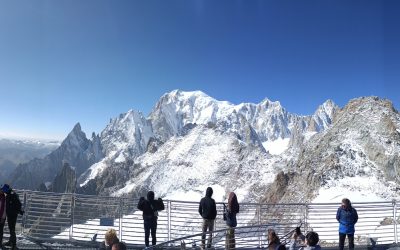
left=305, top=231, right=319, bottom=247
left=268, top=229, right=279, bottom=244
left=104, top=229, right=119, bottom=246
left=147, top=191, right=155, bottom=201
left=342, top=198, right=351, bottom=209
left=206, top=187, right=213, bottom=198
left=1, top=184, right=11, bottom=194
left=228, top=192, right=239, bottom=212
left=111, top=242, right=126, bottom=250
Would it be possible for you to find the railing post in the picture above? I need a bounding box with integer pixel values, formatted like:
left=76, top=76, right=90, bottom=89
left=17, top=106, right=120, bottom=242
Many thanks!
left=119, top=198, right=123, bottom=242
left=69, top=193, right=75, bottom=240
left=258, top=204, right=262, bottom=248
left=304, top=203, right=309, bottom=232
left=21, top=191, right=27, bottom=235
left=393, top=200, right=398, bottom=243
left=168, top=200, right=171, bottom=242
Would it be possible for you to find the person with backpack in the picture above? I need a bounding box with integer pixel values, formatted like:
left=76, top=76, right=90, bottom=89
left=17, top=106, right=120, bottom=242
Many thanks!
left=199, top=187, right=217, bottom=250
left=336, top=198, right=358, bottom=250
left=2, top=184, right=24, bottom=250
left=224, top=192, right=239, bottom=250
left=137, top=191, right=164, bottom=247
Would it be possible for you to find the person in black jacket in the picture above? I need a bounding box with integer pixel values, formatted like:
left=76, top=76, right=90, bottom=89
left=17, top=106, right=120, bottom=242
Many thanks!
left=2, top=184, right=23, bottom=250
left=198, top=187, right=217, bottom=249
left=137, top=191, right=165, bottom=247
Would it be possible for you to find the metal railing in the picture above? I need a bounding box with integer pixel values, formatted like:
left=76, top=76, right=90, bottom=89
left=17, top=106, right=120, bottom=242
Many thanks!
left=6, top=190, right=400, bottom=247
left=150, top=222, right=300, bottom=249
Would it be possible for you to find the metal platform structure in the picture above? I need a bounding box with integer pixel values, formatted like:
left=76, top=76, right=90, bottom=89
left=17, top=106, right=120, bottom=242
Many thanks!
left=2, top=190, right=400, bottom=249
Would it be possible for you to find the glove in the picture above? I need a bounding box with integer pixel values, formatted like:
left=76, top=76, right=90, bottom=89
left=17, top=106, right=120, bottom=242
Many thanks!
left=19, top=210, right=25, bottom=216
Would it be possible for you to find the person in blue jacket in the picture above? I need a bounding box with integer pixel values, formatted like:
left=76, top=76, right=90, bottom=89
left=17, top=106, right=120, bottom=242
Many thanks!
left=336, top=198, right=358, bottom=250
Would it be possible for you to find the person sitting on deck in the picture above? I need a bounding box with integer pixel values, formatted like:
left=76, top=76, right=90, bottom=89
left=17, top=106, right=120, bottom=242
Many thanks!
left=99, top=228, right=120, bottom=250
left=305, top=231, right=322, bottom=250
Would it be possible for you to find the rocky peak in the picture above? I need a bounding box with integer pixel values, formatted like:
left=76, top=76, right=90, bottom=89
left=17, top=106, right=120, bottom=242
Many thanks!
left=308, top=100, right=340, bottom=133
left=49, top=162, right=77, bottom=193
left=61, top=122, right=89, bottom=151
left=262, top=96, right=400, bottom=204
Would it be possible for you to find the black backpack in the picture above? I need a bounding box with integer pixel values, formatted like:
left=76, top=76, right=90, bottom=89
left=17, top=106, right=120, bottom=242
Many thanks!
left=8, top=192, right=22, bottom=214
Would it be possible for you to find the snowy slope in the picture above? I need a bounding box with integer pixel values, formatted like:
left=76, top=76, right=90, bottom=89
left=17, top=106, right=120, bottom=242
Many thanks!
left=111, top=125, right=276, bottom=202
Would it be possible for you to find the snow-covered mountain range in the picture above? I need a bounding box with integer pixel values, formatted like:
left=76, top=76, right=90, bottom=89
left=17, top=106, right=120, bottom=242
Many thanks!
left=8, top=91, right=400, bottom=204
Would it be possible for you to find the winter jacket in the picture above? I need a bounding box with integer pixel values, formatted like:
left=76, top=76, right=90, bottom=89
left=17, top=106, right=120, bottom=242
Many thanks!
left=198, top=187, right=217, bottom=220
left=99, top=239, right=119, bottom=250
left=0, top=193, right=6, bottom=221
left=137, top=191, right=165, bottom=220
left=5, top=191, right=22, bottom=218
left=303, top=245, right=322, bottom=250
left=336, top=205, right=358, bottom=234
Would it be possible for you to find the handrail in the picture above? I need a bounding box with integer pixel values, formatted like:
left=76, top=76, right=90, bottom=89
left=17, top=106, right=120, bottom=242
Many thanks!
left=149, top=222, right=302, bottom=249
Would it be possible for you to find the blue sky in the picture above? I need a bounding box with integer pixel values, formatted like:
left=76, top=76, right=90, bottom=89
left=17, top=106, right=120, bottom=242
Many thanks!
left=0, top=0, right=399, bottom=140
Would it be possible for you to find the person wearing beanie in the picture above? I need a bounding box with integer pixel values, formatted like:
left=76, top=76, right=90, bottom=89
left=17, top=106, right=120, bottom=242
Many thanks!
left=199, top=187, right=217, bottom=249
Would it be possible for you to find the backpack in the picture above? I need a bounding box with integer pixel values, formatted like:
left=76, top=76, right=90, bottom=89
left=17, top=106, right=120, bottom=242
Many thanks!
left=7, top=192, right=22, bottom=216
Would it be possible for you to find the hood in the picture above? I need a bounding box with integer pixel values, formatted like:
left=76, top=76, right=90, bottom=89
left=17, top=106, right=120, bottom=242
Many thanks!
left=147, top=191, right=155, bottom=201
left=206, top=187, right=213, bottom=198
